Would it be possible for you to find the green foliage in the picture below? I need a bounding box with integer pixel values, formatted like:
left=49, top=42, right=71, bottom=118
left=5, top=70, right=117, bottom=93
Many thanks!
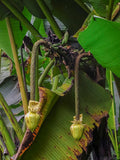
left=78, top=16, right=120, bottom=77
left=0, top=1, right=117, bottom=159
left=82, top=0, right=119, bottom=17
left=78, top=15, right=120, bottom=159
left=84, top=0, right=109, bottom=16
left=0, top=8, right=31, bottom=61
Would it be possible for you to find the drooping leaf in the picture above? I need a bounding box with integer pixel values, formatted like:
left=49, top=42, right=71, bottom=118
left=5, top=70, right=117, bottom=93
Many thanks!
left=16, top=72, right=111, bottom=160
left=78, top=16, right=120, bottom=78
left=0, top=57, right=11, bottom=84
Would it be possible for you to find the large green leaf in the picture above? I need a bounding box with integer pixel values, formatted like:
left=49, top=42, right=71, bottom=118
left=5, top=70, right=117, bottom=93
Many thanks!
left=0, top=8, right=31, bottom=61
left=20, top=72, right=111, bottom=160
left=78, top=16, right=120, bottom=78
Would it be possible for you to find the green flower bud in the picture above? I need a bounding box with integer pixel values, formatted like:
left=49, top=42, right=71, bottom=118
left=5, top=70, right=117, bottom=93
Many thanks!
left=25, top=112, right=40, bottom=132
left=28, top=100, right=41, bottom=113
left=70, top=123, right=84, bottom=140
left=70, top=114, right=85, bottom=140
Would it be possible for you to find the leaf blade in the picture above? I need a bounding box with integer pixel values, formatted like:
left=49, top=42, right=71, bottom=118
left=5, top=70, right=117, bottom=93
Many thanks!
left=78, top=16, right=120, bottom=77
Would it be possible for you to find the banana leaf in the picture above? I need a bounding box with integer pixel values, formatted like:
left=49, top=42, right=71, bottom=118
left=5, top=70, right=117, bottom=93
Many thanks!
left=78, top=16, right=120, bottom=78
left=15, top=72, right=111, bottom=160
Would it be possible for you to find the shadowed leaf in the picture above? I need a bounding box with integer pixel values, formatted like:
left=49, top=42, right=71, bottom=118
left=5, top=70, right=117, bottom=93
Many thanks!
left=0, top=76, right=22, bottom=126
left=0, top=57, right=11, bottom=84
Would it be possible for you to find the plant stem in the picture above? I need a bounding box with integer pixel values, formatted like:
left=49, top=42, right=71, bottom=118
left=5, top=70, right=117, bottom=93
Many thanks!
left=107, top=0, right=114, bottom=20
left=0, top=92, right=24, bottom=142
left=35, top=53, right=39, bottom=101
left=0, top=115, right=15, bottom=156
left=52, top=75, right=59, bottom=91
left=0, top=137, right=10, bottom=160
left=6, top=17, right=28, bottom=114
left=36, top=0, right=63, bottom=39
left=109, top=71, right=119, bottom=158
left=30, top=39, right=50, bottom=100
left=38, top=59, right=54, bottom=86
left=1, top=0, right=42, bottom=39
left=107, top=1, right=119, bottom=157
left=75, top=52, right=90, bottom=120
left=74, top=0, right=90, bottom=13
left=112, top=3, right=120, bottom=20
left=20, top=47, right=28, bottom=102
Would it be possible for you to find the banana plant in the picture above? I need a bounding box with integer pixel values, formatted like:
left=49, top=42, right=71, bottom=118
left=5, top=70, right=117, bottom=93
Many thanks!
left=0, top=0, right=118, bottom=160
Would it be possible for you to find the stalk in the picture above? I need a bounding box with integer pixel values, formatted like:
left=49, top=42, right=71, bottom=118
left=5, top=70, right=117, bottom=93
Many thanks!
left=38, top=60, right=54, bottom=86
left=36, top=0, right=63, bottom=39
left=20, top=47, right=28, bottom=102
left=1, top=0, right=41, bottom=39
left=112, top=3, right=120, bottom=20
left=0, top=115, right=15, bottom=156
left=0, top=92, right=24, bottom=142
left=6, top=17, right=28, bottom=114
left=35, top=53, right=39, bottom=101
left=107, top=0, right=114, bottom=20
left=75, top=52, right=90, bottom=120
left=74, top=0, right=90, bottom=13
left=30, top=39, right=49, bottom=100
left=0, top=137, right=10, bottom=160
left=109, top=71, right=119, bottom=158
